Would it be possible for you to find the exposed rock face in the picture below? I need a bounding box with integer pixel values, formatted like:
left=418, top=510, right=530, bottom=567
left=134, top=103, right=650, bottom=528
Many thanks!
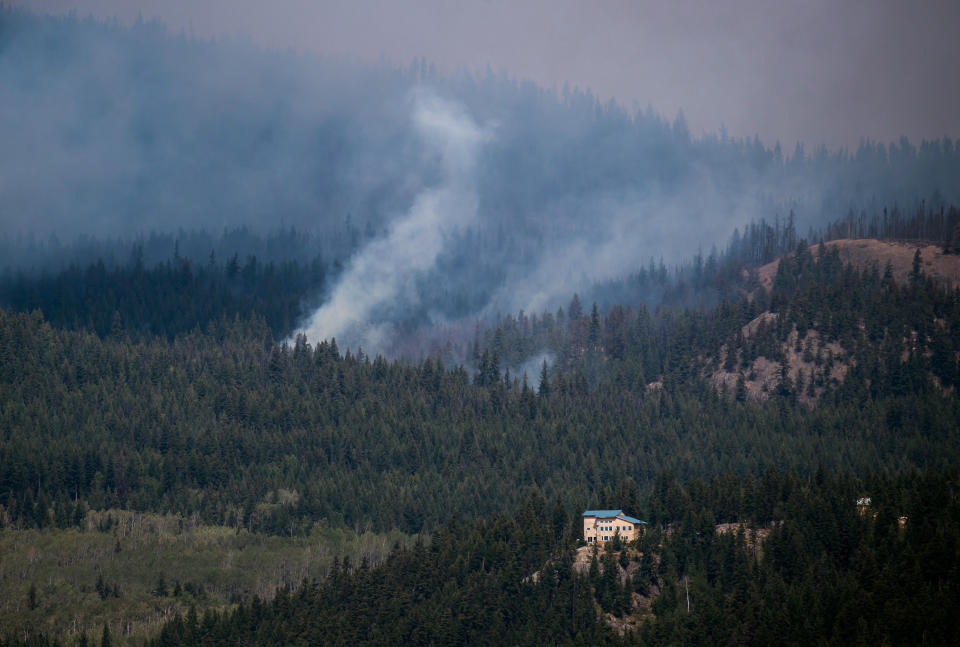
left=710, top=325, right=849, bottom=404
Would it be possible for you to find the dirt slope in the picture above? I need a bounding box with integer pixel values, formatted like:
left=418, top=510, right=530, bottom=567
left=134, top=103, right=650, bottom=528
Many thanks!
left=754, top=239, right=960, bottom=291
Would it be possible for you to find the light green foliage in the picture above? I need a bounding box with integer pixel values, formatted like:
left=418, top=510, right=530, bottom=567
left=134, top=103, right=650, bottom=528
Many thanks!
left=0, top=510, right=414, bottom=642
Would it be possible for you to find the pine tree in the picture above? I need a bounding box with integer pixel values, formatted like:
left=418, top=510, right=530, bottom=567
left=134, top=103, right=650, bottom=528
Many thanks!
left=588, top=303, right=600, bottom=345
left=537, top=361, right=550, bottom=399
left=910, top=249, right=924, bottom=285
left=568, top=293, right=583, bottom=320
left=735, top=374, right=748, bottom=402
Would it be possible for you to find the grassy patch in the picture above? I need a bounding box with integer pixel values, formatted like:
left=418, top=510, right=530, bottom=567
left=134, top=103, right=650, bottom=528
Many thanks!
left=0, top=509, right=416, bottom=643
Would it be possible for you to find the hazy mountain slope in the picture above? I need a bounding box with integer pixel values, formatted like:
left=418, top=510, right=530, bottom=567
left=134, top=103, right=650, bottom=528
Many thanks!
left=4, top=8, right=960, bottom=351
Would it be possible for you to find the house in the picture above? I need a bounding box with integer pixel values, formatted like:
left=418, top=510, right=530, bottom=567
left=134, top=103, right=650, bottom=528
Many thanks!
left=582, top=509, right=647, bottom=544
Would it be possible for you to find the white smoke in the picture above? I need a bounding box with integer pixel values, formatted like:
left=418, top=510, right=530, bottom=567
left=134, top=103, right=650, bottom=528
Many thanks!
left=294, top=90, right=489, bottom=353
left=485, top=175, right=765, bottom=316
left=513, top=351, right=557, bottom=383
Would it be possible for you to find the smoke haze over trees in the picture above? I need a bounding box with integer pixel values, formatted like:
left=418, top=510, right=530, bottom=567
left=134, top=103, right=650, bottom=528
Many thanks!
left=3, top=9, right=960, bottom=351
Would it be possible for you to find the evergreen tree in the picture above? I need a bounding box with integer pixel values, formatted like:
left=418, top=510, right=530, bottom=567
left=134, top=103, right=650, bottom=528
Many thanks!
left=537, top=360, right=550, bottom=399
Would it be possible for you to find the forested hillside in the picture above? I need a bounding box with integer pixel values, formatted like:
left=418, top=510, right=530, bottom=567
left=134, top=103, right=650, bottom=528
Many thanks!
left=3, top=219, right=959, bottom=643
left=3, top=244, right=958, bottom=539
left=3, top=7, right=960, bottom=645
left=136, top=469, right=959, bottom=647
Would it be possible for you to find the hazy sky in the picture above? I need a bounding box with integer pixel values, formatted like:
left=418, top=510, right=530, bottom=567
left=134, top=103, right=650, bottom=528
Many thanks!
left=14, top=0, right=960, bottom=148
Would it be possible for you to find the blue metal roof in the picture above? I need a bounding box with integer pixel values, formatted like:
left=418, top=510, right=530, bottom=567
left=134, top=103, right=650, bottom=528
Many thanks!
left=582, top=510, right=648, bottom=524
left=621, top=515, right=647, bottom=525
left=582, top=509, right=623, bottom=518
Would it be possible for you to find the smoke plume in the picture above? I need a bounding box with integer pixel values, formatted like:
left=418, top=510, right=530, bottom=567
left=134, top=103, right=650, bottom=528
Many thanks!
left=294, top=90, right=489, bottom=352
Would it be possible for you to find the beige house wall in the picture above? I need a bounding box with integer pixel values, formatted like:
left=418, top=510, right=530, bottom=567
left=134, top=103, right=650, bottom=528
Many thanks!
left=582, top=514, right=642, bottom=545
